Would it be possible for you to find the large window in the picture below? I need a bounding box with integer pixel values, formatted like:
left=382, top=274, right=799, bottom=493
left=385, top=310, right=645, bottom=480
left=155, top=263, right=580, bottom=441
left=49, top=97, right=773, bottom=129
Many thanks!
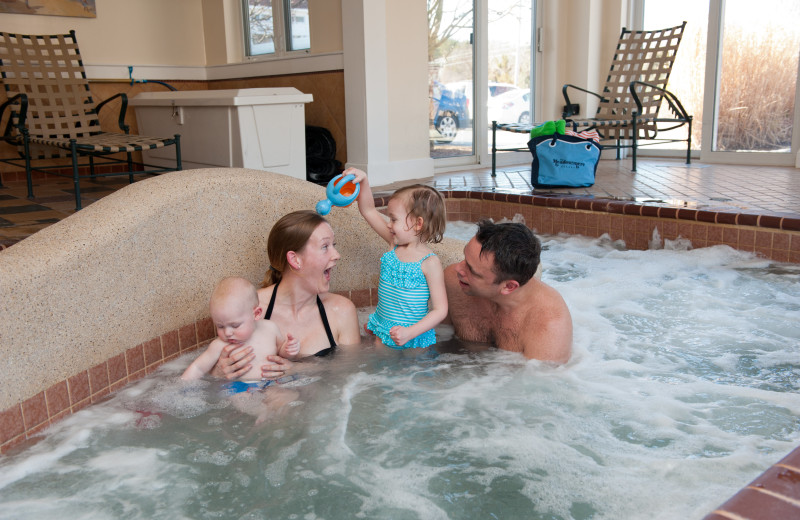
left=640, top=0, right=800, bottom=164
left=243, top=0, right=311, bottom=57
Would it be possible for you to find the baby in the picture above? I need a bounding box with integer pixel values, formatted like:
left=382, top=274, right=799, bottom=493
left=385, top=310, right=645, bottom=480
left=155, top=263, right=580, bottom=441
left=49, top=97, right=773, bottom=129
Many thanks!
left=182, top=276, right=300, bottom=383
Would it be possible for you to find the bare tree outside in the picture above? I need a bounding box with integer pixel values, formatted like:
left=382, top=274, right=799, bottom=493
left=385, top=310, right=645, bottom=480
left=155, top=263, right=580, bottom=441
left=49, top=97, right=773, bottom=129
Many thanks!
left=248, top=0, right=274, bottom=46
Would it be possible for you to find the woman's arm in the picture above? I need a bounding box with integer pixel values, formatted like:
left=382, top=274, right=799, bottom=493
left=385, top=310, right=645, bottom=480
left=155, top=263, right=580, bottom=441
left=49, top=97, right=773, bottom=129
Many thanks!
left=389, top=255, right=449, bottom=346
left=211, top=343, right=256, bottom=380
left=260, top=354, right=295, bottom=379
left=348, top=167, right=393, bottom=244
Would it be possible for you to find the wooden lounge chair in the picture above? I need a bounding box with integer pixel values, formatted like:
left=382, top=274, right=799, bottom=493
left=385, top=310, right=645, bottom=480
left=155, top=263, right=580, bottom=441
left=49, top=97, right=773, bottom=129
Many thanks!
left=0, top=30, right=181, bottom=210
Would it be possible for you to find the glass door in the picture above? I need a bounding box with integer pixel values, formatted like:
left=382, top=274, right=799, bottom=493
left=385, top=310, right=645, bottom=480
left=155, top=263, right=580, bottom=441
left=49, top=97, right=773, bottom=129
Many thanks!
left=428, top=0, right=475, bottom=161
left=428, top=0, right=536, bottom=167
left=711, top=0, right=800, bottom=158
left=641, top=0, right=709, bottom=153
left=485, top=0, right=534, bottom=167
left=639, top=0, right=800, bottom=165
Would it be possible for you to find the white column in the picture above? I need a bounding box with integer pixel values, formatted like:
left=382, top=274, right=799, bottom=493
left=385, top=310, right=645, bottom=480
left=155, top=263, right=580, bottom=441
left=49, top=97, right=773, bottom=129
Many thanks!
left=342, top=0, right=433, bottom=185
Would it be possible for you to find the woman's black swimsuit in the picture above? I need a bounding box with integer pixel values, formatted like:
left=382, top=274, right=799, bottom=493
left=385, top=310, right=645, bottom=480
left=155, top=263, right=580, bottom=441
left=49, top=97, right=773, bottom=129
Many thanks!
left=265, top=280, right=336, bottom=357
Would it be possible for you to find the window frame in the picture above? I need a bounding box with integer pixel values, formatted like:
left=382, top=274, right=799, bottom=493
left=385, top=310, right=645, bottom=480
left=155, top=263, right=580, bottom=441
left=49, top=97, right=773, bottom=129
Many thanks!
left=633, top=0, right=800, bottom=166
left=242, top=0, right=311, bottom=60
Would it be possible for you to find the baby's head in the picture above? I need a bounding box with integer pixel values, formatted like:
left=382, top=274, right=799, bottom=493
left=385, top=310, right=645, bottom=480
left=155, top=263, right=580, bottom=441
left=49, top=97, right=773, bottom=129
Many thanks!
left=209, top=277, right=262, bottom=345
left=390, top=184, right=446, bottom=244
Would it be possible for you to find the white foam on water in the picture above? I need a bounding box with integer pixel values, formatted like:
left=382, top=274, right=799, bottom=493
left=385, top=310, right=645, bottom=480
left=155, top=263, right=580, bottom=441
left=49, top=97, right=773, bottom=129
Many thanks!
left=0, top=230, right=798, bottom=519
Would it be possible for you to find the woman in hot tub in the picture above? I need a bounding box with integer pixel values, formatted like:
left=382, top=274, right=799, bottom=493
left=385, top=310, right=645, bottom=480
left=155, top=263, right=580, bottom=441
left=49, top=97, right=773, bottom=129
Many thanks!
left=213, top=210, right=361, bottom=380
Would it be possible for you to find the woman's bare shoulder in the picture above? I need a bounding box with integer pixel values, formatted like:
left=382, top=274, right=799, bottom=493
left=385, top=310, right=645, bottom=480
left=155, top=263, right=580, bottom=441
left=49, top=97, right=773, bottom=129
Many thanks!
left=257, top=284, right=276, bottom=305
left=319, top=291, right=357, bottom=312
left=320, top=292, right=360, bottom=344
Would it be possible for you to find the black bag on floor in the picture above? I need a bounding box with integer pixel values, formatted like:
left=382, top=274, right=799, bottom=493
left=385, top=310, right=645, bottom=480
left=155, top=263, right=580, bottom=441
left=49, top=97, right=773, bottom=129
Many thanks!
left=306, top=126, right=340, bottom=184
left=528, top=134, right=601, bottom=188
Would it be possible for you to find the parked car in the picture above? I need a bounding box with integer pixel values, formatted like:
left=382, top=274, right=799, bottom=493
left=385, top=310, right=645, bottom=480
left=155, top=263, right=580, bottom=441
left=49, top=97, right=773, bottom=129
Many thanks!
left=487, top=88, right=531, bottom=125
left=445, top=81, right=520, bottom=121
left=430, top=81, right=469, bottom=143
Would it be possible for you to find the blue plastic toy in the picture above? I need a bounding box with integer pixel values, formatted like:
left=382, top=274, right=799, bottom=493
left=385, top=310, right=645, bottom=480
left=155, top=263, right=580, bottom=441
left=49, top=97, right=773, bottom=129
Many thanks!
left=315, top=173, right=360, bottom=215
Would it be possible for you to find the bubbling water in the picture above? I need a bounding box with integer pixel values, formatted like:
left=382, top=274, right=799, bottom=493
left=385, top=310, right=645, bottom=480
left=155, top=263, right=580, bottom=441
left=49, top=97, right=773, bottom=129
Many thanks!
left=1, top=228, right=798, bottom=520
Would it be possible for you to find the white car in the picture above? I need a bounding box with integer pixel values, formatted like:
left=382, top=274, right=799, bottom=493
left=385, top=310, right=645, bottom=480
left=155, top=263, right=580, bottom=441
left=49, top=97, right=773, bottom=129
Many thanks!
left=445, top=81, right=521, bottom=121
left=487, top=88, right=531, bottom=125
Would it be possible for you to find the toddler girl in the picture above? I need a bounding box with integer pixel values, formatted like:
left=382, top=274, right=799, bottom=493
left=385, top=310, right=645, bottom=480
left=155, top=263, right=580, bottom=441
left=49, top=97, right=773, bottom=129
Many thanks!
left=348, top=168, right=448, bottom=349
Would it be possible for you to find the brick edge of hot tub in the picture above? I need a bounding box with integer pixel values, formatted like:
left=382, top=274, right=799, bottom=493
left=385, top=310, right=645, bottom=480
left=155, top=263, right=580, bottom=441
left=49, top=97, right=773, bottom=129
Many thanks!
left=0, top=286, right=379, bottom=456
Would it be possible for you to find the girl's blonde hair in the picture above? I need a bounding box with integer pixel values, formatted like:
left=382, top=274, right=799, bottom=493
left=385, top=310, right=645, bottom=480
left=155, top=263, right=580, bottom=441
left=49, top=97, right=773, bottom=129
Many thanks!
left=391, top=184, right=446, bottom=244
left=263, top=210, right=329, bottom=287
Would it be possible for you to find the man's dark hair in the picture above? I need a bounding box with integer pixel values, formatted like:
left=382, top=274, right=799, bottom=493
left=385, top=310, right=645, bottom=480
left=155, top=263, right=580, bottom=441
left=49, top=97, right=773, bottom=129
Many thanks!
left=475, top=219, right=541, bottom=285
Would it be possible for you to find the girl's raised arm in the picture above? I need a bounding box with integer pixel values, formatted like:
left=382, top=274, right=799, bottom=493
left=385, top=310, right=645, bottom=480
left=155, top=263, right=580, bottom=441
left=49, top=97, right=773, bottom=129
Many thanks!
left=347, top=167, right=393, bottom=244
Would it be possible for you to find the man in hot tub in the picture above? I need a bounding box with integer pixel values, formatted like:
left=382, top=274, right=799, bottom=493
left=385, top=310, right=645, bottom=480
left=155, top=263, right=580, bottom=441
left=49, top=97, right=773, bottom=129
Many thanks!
left=444, top=219, right=572, bottom=363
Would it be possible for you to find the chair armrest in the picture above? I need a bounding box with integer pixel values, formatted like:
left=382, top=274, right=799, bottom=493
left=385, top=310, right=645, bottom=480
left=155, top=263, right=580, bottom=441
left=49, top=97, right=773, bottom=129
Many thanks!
left=0, top=93, right=28, bottom=139
left=96, top=92, right=130, bottom=134
left=562, top=84, right=608, bottom=118
left=629, top=80, right=691, bottom=120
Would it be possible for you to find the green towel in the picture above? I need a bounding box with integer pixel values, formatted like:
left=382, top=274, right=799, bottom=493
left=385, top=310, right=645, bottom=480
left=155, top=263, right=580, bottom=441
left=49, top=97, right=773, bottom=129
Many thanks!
left=530, top=119, right=566, bottom=139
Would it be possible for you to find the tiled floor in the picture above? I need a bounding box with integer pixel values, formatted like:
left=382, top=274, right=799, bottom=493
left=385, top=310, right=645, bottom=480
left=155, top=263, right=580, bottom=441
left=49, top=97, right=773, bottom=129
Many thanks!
left=402, top=159, right=800, bottom=218
left=1, top=158, right=799, bottom=248
left=0, top=172, right=154, bottom=247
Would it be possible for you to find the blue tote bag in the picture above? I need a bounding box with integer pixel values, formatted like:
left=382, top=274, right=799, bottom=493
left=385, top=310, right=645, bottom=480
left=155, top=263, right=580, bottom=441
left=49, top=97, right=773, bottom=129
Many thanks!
left=528, top=134, right=601, bottom=188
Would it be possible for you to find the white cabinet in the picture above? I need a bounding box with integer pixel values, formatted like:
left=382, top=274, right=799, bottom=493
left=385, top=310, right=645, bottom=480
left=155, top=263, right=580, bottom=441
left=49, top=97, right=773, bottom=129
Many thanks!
left=131, top=88, right=313, bottom=179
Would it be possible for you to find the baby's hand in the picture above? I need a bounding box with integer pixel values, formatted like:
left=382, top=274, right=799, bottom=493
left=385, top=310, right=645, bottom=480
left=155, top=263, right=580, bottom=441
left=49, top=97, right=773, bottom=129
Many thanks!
left=389, top=326, right=411, bottom=346
left=345, top=167, right=367, bottom=184
left=282, top=333, right=300, bottom=358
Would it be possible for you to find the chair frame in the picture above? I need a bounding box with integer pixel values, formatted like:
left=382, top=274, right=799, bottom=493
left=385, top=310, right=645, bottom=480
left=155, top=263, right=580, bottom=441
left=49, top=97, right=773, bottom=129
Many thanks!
left=490, top=22, right=693, bottom=176
left=0, top=30, right=181, bottom=210
left=561, top=22, right=692, bottom=171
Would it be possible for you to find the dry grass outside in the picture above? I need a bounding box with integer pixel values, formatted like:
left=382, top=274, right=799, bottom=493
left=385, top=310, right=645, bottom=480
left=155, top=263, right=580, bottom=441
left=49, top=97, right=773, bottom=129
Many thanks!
left=717, top=26, right=799, bottom=151
left=661, top=7, right=799, bottom=152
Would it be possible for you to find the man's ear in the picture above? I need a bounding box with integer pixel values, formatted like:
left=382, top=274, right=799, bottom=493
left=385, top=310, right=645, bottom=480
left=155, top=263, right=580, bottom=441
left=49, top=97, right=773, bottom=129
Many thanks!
left=499, top=279, right=520, bottom=295
left=254, top=305, right=265, bottom=320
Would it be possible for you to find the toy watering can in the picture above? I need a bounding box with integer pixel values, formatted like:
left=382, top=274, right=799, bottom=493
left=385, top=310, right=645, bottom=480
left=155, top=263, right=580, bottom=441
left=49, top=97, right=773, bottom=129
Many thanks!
left=315, top=173, right=360, bottom=215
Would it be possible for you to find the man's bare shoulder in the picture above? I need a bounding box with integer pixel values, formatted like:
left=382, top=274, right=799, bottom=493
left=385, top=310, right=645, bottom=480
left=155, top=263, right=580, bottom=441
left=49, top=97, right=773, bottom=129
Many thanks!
left=518, top=281, right=573, bottom=363
left=443, top=263, right=467, bottom=299
left=443, top=263, right=493, bottom=341
left=443, top=262, right=458, bottom=279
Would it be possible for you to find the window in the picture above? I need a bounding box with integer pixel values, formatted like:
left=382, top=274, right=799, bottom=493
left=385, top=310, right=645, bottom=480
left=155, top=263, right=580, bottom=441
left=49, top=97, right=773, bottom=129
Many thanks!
left=243, top=0, right=310, bottom=57
left=639, top=0, right=800, bottom=165
left=428, top=0, right=535, bottom=167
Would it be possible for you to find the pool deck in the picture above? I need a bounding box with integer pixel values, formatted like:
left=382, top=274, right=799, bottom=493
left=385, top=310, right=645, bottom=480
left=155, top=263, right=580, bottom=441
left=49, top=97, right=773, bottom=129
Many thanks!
left=2, top=158, right=799, bottom=249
